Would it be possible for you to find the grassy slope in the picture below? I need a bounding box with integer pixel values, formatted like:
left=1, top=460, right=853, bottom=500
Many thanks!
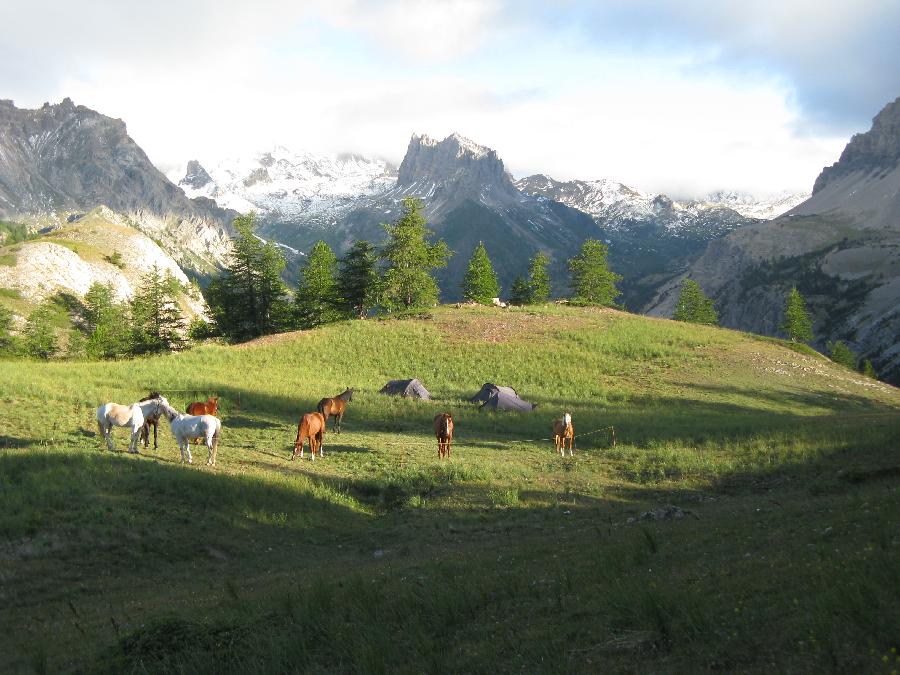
left=1, top=305, right=898, bottom=673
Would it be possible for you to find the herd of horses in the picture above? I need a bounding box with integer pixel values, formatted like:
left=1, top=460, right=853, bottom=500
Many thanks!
left=95, top=386, right=577, bottom=465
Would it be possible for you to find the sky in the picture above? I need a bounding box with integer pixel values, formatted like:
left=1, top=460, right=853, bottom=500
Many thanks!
left=2, top=0, right=899, bottom=197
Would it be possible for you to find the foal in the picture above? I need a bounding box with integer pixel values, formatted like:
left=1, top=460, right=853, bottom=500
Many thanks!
left=434, top=413, right=454, bottom=459
left=553, top=413, right=574, bottom=456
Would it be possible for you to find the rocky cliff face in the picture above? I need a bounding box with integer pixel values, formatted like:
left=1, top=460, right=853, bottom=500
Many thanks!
left=0, top=207, right=207, bottom=322
left=647, top=96, right=900, bottom=384
left=0, top=99, right=235, bottom=274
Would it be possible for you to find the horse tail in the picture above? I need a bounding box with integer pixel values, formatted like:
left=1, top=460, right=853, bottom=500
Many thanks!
left=317, top=399, right=329, bottom=416
left=211, top=419, right=221, bottom=462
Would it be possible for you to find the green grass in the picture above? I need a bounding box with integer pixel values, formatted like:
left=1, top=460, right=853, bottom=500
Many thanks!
left=1, top=304, right=898, bottom=672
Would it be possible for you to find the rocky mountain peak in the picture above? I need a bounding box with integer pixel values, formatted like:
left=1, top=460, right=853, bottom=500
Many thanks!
left=397, top=133, right=514, bottom=195
left=180, top=160, right=213, bottom=190
left=813, top=95, right=900, bottom=194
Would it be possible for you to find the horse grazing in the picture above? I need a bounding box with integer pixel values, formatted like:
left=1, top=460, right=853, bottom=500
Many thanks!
left=434, top=413, right=454, bottom=459
left=553, top=413, right=574, bottom=456
left=292, top=412, right=326, bottom=461
left=139, top=392, right=164, bottom=449
left=159, top=403, right=221, bottom=465
left=317, top=388, right=352, bottom=434
left=187, top=396, right=219, bottom=416
left=96, top=395, right=168, bottom=454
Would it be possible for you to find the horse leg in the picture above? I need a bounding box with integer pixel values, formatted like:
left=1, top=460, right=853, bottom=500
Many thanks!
left=336, top=413, right=342, bottom=434
left=153, top=420, right=158, bottom=449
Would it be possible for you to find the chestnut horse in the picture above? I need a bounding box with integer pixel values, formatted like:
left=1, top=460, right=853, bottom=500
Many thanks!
left=552, top=412, right=574, bottom=456
left=317, top=388, right=352, bottom=434
left=292, top=412, right=326, bottom=460
left=139, top=391, right=164, bottom=449
left=434, top=412, right=454, bottom=459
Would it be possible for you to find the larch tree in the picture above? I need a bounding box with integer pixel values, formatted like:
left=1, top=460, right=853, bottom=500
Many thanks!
left=462, top=241, right=500, bottom=304
left=23, top=299, right=59, bottom=359
left=83, top=281, right=131, bottom=359
left=205, top=212, right=292, bottom=340
left=508, top=275, right=531, bottom=306
left=379, top=197, right=451, bottom=312
left=337, top=239, right=379, bottom=319
left=779, top=286, right=813, bottom=343
left=527, top=251, right=551, bottom=304
left=672, top=279, right=719, bottom=325
left=295, top=240, right=341, bottom=329
left=567, top=239, right=622, bottom=306
left=130, top=265, right=187, bottom=354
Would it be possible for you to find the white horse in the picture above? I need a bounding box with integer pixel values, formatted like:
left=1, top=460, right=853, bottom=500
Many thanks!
left=159, top=403, right=221, bottom=466
left=96, top=395, right=169, bottom=453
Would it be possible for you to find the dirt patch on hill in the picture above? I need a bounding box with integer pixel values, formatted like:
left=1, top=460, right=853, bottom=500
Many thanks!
left=437, top=306, right=613, bottom=344
left=235, top=330, right=312, bottom=348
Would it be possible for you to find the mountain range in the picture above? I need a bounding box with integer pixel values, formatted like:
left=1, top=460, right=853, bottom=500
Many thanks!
left=177, top=133, right=804, bottom=306
left=647, top=96, right=900, bottom=383
left=0, top=96, right=895, bottom=382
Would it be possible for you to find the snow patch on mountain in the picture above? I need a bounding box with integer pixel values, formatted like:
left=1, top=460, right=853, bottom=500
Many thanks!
left=170, top=147, right=397, bottom=222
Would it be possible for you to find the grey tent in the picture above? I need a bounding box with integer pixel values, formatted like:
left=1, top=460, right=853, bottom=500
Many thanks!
left=379, top=378, right=431, bottom=399
left=469, top=383, right=536, bottom=411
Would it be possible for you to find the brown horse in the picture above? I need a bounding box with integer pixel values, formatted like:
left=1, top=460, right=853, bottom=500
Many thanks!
left=553, top=413, right=574, bottom=456
left=434, top=413, right=454, bottom=459
left=317, top=388, right=353, bottom=434
left=292, top=412, right=326, bottom=460
left=187, top=396, right=219, bottom=416
left=139, top=392, right=163, bottom=449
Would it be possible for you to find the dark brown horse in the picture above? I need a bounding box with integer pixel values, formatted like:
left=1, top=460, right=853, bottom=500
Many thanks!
left=292, top=412, right=326, bottom=461
left=139, top=392, right=163, bottom=449
left=434, top=412, right=454, bottom=459
left=186, top=397, right=219, bottom=444
left=317, top=388, right=353, bottom=434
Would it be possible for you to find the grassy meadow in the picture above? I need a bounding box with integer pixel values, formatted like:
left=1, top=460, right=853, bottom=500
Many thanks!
left=1, top=304, right=898, bottom=672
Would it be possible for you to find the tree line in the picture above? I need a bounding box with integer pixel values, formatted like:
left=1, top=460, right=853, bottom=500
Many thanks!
left=671, top=278, right=877, bottom=377
left=204, top=197, right=625, bottom=341
left=0, top=265, right=198, bottom=360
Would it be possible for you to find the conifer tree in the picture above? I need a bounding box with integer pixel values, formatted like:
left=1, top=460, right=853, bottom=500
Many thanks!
left=24, top=299, right=59, bottom=359
left=779, top=286, right=813, bottom=343
left=527, top=251, right=551, bottom=304
left=83, top=282, right=130, bottom=359
left=508, top=275, right=531, bottom=306
left=828, top=340, right=857, bottom=369
left=130, top=265, right=186, bottom=354
left=205, top=213, right=292, bottom=340
left=861, top=359, right=877, bottom=378
left=568, top=239, right=622, bottom=306
left=672, top=279, right=719, bottom=325
left=295, top=240, right=341, bottom=329
left=379, top=197, right=451, bottom=311
left=462, top=241, right=500, bottom=304
left=337, top=239, right=379, bottom=319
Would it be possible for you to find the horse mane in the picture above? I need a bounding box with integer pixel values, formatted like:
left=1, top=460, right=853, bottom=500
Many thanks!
left=140, top=392, right=162, bottom=402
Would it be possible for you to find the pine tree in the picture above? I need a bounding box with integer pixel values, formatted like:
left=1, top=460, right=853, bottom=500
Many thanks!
left=527, top=252, right=551, bottom=304
left=462, top=241, right=500, bottom=304
left=24, top=299, right=58, bottom=359
left=205, top=213, right=292, bottom=340
left=779, top=286, right=813, bottom=343
left=861, top=359, right=877, bottom=378
left=379, top=197, right=451, bottom=312
left=508, top=275, right=531, bottom=305
left=828, top=340, right=857, bottom=369
left=83, top=282, right=130, bottom=359
left=568, top=239, right=622, bottom=306
left=130, top=265, right=187, bottom=354
left=672, top=279, right=719, bottom=325
left=337, top=239, right=379, bottom=319
left=295, top=240, right=341, bottom=329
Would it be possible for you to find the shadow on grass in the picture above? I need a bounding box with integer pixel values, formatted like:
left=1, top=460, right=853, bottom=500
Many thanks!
left=0, top=435, right=31, bottom=449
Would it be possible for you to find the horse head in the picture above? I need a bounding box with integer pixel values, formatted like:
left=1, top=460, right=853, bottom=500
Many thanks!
left=209, top=396, right=219, bottom=414
left=342, top=388, right=353, bottom=402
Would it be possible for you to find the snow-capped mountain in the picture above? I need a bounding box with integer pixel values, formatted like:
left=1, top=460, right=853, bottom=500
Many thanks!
left=171, top=147, right=397, bottom=225
left=515, top=175, right=805, bottom=235
left=701, top=190, right=809, bottom=220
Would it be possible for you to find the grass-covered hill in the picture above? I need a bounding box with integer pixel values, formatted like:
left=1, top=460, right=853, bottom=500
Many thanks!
left=1, top=305, right=898, bottom=672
